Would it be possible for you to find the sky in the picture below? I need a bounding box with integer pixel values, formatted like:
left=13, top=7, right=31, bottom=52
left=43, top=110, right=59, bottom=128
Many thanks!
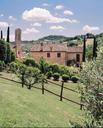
left=0, top=0, right=103, bottom=41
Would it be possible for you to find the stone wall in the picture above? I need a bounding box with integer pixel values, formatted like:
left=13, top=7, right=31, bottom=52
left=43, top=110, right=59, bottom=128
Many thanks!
left=31, top=51, right=67, bottom=65
left=67, top=52, right=83, bottom=65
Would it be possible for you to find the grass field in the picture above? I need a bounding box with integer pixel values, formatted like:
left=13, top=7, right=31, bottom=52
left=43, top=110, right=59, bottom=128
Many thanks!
left=0, top=71, right=84, bottom=127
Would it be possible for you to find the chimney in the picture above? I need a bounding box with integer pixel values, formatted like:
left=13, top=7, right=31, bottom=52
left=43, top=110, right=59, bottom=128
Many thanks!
left=41, top=42, right=43, bottom=51
left=50, top=46, right=53, bottom=51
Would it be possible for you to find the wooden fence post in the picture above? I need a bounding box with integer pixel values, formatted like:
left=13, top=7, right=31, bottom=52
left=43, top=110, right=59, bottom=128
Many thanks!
left=60, top=81, right=64, bottom=101
left=42, top=82, right=44, bottom=94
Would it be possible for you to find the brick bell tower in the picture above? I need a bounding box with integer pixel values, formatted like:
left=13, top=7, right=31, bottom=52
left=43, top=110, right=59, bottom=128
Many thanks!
left=15, top=28, right=22, bottom=59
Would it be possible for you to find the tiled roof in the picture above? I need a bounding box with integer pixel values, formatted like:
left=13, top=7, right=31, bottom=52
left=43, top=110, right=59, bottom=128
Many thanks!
left=67, top=46, right=83, bottom=53
left=10, top=45, right=16, bottom=49
left=30, top=43, right=83, bottom=53
left=30, top=43, right=67, bottom=52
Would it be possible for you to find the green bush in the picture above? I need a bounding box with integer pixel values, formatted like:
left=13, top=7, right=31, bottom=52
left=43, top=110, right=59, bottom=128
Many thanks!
left=49, top=63, right=59, bottom=73
left=0, top=60, right=3, bottom=71
left=46, top=71, right=52, bottom=79
left=62, top=74, right=70, bottom=82
left=25, top=58, right=36, bottom=67
left=71, top=76, right=78, bottom=83
left=53, top=73, right=60, bottom=81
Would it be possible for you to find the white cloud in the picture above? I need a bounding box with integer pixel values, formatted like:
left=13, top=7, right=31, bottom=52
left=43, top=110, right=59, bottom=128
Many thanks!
left=63, top=10, right=73, bottom=15
left=0, top=22, right=8, bottom=27
left=30, top=22, right=41, bottom=26
left=42, top=3, right=51, bottom=6
left=54, top=13, right=58, bottom=16
left=0, top=14, right=3, bottom=17
left=50, top=26, right=65, bottom=30
left=55, top=5, right=64, bottom=9
left=46, top=17, right=78, bottom=23
left=82, top=25, right=99, bottom=32
left=10, top=35, right=15, bottom=41
left=10, top=23, right=14, bottom=26
left=9, top=16, right=17, bottom=21
left=59, top=30, right=63, bottom=32
left=22, top=7, right=52, bottom=21
left=22, top=28, right=39, bottom=34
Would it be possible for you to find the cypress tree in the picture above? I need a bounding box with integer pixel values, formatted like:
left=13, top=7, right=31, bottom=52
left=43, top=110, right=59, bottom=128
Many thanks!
left=95, top=41, right=97, bottom=58
left=5, top=42, right=11, bottom=63
left=82, top=37, right=86, bottom=62
left=93, top=36, right=96, bottom=59
left=1, top=30, right=3, bottom=39
left=7, top=27, right=10, bottom=43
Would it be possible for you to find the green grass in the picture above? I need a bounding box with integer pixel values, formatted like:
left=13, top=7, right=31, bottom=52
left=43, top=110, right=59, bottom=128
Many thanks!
left=0, top=71, right=84, bottom=127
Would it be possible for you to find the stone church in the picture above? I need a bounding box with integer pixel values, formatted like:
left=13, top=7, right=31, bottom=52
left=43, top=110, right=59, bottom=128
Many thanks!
left=10, top=28, right=22, bottom=59
left=30, top=43, right=83, bottom=66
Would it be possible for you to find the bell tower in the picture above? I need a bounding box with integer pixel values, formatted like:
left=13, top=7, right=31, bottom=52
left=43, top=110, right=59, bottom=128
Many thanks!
left=15, top=28, right=22, bottom=59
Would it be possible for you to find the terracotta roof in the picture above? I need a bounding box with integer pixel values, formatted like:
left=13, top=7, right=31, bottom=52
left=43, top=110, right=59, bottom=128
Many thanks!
left=10, top=45, right=16, bottom=49
left=30, top=43, right=83, bottom=53
left=30, top=43, right=67, bottom=52
left=67, top=46, right=83, bottom=53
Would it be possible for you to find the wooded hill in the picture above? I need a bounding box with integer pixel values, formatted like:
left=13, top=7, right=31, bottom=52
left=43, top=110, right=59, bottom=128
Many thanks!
left=10, top=32, right=103, bottom=52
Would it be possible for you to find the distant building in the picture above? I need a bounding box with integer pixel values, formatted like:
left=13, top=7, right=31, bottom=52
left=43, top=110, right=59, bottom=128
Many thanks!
left=30, top=43, right=83, bottom=66
left=10, top=28, right=22, bottom=59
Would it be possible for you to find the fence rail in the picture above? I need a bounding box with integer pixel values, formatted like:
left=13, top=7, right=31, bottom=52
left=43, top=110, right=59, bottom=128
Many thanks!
left=0, top=66, right=85, bottom=110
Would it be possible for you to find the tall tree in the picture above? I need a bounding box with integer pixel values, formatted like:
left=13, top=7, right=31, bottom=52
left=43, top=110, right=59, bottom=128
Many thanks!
left=1, top=30, right=3, bottom=39
left=7, top=27, right=10, bottom=43
left=5, top=42, right=11, bottom=63
left=93, top=36, right=96, bottom=59
left=82, top=37, right=86, bottom=62
left=0, top=39, right=7, bottom=61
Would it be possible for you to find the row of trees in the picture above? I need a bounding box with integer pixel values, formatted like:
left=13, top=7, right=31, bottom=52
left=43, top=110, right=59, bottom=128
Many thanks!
left=0, top=27, right=16, bottom=65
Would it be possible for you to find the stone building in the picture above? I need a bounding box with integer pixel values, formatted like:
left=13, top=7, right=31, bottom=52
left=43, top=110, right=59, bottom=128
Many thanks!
left=10, top=28, right=22, bottom=59
left=30, top=43, right=83, bottom=66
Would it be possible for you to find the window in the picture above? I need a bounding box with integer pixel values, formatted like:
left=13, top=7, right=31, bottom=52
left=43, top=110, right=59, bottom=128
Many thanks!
left=57, top=53, right=61, bottom=58
left=47, top=53, right=50, bottom=57
left=76, top=54, right=80, bottom=62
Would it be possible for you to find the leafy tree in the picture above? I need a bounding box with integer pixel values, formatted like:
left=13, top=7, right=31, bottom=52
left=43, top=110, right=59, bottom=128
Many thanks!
left=1, top=30, right=3, bottom=39
left=49, top=63, right=59, bottom=74
left=93, top=36, right=96, bottom=59
left=77, top=50, right=103, bottom=127
left=82, top=37, right=86, bottom=62
left=7, top=27, right=9, bottom=43
left=5, top=42, right=11, bottom=63
left=67, top=41, right=78, bottom=47
left=86, top=44, right=93, bottom=61
left=0, top=39, right=7, bottom=61
left=10, top=49, right=16, bottom=62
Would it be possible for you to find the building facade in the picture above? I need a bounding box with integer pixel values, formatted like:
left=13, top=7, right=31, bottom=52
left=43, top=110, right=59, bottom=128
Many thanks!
left=30, top=43, right=83, bottom=66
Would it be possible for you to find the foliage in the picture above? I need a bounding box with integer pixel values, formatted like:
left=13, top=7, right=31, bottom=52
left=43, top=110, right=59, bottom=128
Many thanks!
left=0, top=60, right=5, bottom=71
left=82, top=37, right=86, bottom=62
left=59, top=65, right=67, bottom=75
left=5, top=42, right=11, bottom=63
left=86, top=44, right=93, bottom=61
left=7, top=27, right=9, bottom=43
left=67, top=41, right=78, bottom=47
left=62, top=74, right=70, bottom=82
left=93, top=36, right=96, bottom=59
left=39, top=56, right=49, bottom=74
left=71, top=76, right=78, bottom=83
left=53, top=73, right=60, bottom=81
left=67, top=59, right=77, bottom=66
left=10, top=49, right=16, bottom=62
left=1, top=30, right=3, bottom=39
left=46, top=71, right=52, bottom=79
left=25, top=58, right=39, bottom=68
left=0, top=39, right=7, bottom=61
left=77, top=50, right=103, bottom=127
left=49, top=63, right=59, bottom=73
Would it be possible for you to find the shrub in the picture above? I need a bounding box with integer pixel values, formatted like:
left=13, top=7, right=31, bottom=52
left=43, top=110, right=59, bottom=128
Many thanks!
left=62, top=74, right=70, bottom=82
left=25, top=58, right=36, bottom=67
left=49, top=63, right=59, bottom=73
left=53, top=73, right=60, bottom=81
left=71, top=76, right=78, bottom=83
left=46, top=71, right=52, bottom=79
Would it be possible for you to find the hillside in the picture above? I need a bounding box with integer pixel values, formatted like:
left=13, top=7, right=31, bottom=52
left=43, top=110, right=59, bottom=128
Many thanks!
left=10, top=32, right=103, bottom=52
left=0, top=71, right=84, bottom=127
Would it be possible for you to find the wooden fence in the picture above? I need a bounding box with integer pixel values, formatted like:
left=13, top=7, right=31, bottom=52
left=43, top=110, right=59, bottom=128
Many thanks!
left=0, top=66, right=86, bottom=110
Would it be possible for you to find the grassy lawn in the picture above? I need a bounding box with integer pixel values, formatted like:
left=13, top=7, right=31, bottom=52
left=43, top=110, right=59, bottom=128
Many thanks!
left=0, top=71, right=84, bottom=127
